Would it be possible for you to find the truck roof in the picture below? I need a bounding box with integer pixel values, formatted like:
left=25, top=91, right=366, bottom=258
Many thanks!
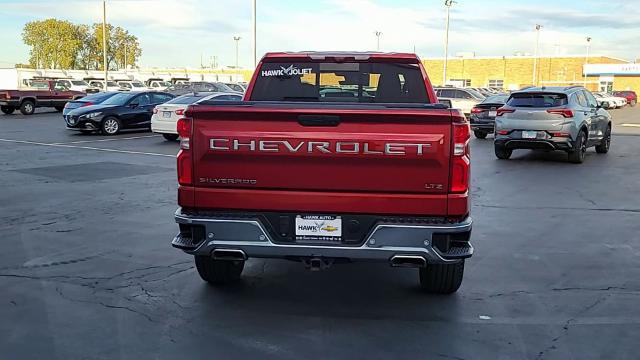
left=261, top=52, right=420, bottom=63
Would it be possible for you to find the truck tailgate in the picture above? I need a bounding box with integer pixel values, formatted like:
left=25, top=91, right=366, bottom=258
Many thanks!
left=187, top=104, right=453, bottom=215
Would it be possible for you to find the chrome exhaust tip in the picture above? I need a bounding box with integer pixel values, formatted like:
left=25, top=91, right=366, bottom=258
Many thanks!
left=390, top=255, right=427, bottom=268
left=212, top=249, right=247, bottom=261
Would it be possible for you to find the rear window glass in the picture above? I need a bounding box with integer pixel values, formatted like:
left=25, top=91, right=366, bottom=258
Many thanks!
left=506, top=93, right=568, bottom=107
left=250, top=62, right=428, bottom=103
left=482, top=95, right=508, bottom=104
left=165, top=95, right=208, bottom=104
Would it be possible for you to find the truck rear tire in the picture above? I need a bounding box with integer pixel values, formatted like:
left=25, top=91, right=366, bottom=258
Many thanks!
left=419, top=260, right=464, bottom=294
left=195, top=255, right=244, bottom=285
left=1, top=106, right=15, bottom=114
left=20, top=100, right=35, bottom=115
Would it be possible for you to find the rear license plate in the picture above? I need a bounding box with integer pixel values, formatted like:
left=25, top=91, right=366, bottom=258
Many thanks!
left=163, top=111, right=171, bottom=118
left=295, top=215, right=342, bottom=242
left=522, top=130, right=538, bottom=139
left=488, top=110, right=497, bottom=117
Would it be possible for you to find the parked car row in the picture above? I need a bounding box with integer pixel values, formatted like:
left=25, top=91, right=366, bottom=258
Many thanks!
left=0, top=77, right=248, bottom=115
left=61, top=90, right=242, bottom=137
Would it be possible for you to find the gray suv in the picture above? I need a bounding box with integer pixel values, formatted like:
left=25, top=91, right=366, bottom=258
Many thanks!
left=494, top=86, right=611, bottom=164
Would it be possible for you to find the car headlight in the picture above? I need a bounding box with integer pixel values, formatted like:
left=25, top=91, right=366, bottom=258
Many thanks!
left=82, top=112, right=102, bottom=119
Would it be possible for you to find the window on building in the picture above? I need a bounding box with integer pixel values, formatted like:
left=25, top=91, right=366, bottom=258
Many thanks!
left=449, top=78, right=471, bottom=87
left=488, top=79, right=504, bottom=88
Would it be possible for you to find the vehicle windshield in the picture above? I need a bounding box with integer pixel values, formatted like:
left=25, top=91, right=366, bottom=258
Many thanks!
left=158, top=81, right=171, bottom=87
left=120, top=83, right=132, bottom=88
left=165, top=94, right=211, bottom=104
left=131, top=81, right=145, bottom=87
left=99, top=92, right=135, bottom=105
left=507, top=93, right=568, bottom=107
left=251, top=62, right=428, bottom=103
left=482, top=95, right=508, bottom=104
left=71, top=80, right=88, bottom=86
left=79, top=92, right=117, bottom=102
left=465, top=88, right=486, bottom=100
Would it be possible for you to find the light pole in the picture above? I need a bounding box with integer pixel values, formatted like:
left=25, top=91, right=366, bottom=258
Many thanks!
left=443, top=0, right=456, bottom=86
left=374, top=31, right=382, bottom=51
left=124, top=43, right=127, bottom=72
left=233, top=36, right=241, bottom=69
left=251, top=0, right=257, bottom=69
left=584, top=37, right=592, bottom=87
left=532, top=24, right=542, bottom=86
left=102, top=0, right=108, bottom=91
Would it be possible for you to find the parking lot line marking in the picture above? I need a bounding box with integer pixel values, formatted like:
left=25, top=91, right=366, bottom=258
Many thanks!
left=53, top=134, right=161, bottom=145
left=620, top=123, right=640, bottom=128
left=0, top=138, right=176, bottom=158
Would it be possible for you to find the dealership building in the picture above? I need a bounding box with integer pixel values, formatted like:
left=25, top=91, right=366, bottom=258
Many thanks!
left=420, top=55, right=638, bottom=92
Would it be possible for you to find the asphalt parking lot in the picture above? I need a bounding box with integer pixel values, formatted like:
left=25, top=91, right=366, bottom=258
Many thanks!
left=1, top=108, right=639, bottom=360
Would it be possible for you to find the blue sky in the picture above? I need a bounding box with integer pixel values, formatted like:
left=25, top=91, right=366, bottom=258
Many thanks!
left=0, top=0, right=638, bottom=68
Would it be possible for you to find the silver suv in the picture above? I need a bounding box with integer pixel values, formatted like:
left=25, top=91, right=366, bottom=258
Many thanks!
left=494, top=86, right=612, bottom=164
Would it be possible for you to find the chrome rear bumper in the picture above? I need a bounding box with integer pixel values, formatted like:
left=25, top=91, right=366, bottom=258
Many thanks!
left=173, top=209, right=473, bottom=264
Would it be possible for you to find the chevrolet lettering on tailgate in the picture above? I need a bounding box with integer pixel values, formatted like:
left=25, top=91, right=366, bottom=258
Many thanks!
left=209, top=138, right=432, bottom=156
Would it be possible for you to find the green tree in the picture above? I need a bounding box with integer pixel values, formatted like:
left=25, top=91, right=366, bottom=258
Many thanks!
left=22, top=18, right=141, bottom=70
left=90, top=23, right=141, bottom=70
left=22, top=19, right=83, bottom=69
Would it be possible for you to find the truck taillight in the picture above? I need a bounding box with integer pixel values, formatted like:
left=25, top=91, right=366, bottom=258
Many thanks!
left=177, top=149, right=192, bottom=185
left=450, top=116, right=470, bottom=194
left=177, top=117, right=191, bottom=150
left=176, top=117, right=192, bottom=186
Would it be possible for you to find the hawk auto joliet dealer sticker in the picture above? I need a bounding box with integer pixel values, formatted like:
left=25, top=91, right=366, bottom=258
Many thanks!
left=261, top=65, right=313, bottom=77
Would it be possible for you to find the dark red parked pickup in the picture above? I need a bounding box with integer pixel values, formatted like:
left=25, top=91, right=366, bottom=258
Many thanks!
left=172, top=52, right=473, bottom=293
left=0, top=80, right=85, bottom=115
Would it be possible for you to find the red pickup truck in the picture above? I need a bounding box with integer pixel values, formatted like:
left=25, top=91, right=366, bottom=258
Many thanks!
left=172, top=52, right=473, bottom=293
left=0, top=80, right=85, bottom=115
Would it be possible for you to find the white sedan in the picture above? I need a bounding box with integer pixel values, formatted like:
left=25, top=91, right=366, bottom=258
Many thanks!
left=596, top=92, right=626, bottom=108
left=151, top=92, right=243, bottom=141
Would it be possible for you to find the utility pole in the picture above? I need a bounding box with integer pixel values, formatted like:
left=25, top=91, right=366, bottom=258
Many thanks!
left=233, top=36, right=241, bottom=68
left=102, top=0, right=108, bottom=91
left=374, top=31, right=382, bottom=51
left=252, top=0, right=257, bottom=69
left=124, top=43, right=127, bottom=73
left=443, top=0, right=456, bottom=87
left=532, top=24, right=542, bottom=87
left=584, top=37, right=592, bottom=87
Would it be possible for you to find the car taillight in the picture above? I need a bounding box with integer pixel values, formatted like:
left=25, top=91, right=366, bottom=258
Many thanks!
left=450, top=115, right=470, bottom=194
left=470, top=107, right=482, bottom=114
left=550, top=131, right=571, bottom=138
left=175, top=109, right=185, bottom=115
left=80, top=102, right=93, bottom=107
left=546, top=108, right=574, bottom=118
left=176, top=117, right=192, bottom=185
left=496, top=107, right=515, bottom=116
left=496, top=129, right=510, bottom=135
left=152, top=107, right=158, bottom=114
